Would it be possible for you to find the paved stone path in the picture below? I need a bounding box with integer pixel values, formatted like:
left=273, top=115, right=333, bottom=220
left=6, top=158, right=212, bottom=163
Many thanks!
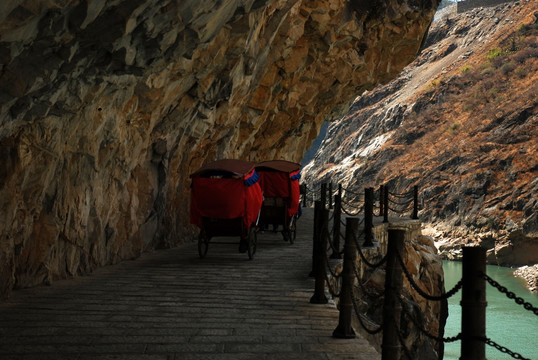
left=0, top=208, right=380, bottom=360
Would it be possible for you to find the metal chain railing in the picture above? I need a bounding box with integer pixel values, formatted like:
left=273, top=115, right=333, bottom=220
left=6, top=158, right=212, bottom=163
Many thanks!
left=387, top=196, right=414, bottom=215
left=310, top=184, right=533, bottom=360
left=387, top=204, right=411, bottom=214
left=350, top=289, right=383, bottom=335
left=324, top=229, right=343, bottom=278
left=326, top=231, right=345, bottom=258
left=342, top=187, right=364, bottom=198
left=309, top=182, right=419, bottom=219
left=302, top=184, right=316, bottom=206
left=381, top=185, right=419, bottom=220
left=388, top=190, right=414, bottom=198
left=396, top=249, right=463, bottom=301
left=481, top=272, right=538, bottom=315
left=352, top=262, right=384, bottom=300
left=352, top=229, right=388, bottom=269
left=388, top=196, right=414, bottom=207
left=476, top=336, right=531, bottom=360
left=311, top=184, right=321, bottom=203
left=341, top=204, right=362, bottom=216
left=340, top=196, right=363, bottom=211
left=398, top=296, right=462, bottom=343
left=340, top=195, right=361, bottom=207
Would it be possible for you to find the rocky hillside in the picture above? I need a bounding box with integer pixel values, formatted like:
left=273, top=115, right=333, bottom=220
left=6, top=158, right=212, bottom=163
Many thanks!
left=0, top=1, right=439, bottom=298
left=303, top=1, right=537, bottom=267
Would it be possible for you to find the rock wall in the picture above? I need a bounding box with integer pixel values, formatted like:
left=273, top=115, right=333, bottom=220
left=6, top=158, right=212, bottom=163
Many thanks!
left=303, top=2, right=537, bottom=267
left=0, top=0, right=438, bottom=298
left=457, top=0, right=515, bottom=13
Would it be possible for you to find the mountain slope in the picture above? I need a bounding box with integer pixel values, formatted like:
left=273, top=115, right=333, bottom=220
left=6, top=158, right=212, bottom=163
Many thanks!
left=303, top=1, right=538, bottom=266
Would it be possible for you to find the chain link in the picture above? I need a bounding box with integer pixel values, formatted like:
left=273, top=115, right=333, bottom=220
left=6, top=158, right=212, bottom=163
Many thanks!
left=341, top=197, right=363, bottom=208
left=341, top=206, right=361, bottom=216
left=352, top=230, right=388, bottom=269
left=396, top=249, right=463, bottom=301
left=319, top=218, right=341, bottom=283
left=388, top=204, right=412, bottom=215
left=352, top=262, right=384, bottom=300
left=325, top=231, right=341, bottom=257
left=388, top=196, right=414, bottom=206
left=399, top=297, right=462, bottom=343
left=474, top=336, right=531, bottom=360
left=388, top=190, right=414, bottom=198
left=342, top=187, right=364, bottom=198
left=319, top=218, right=342, bottom=298
left=324, top=217, right=345, bottom=257
left=481, top=272, right=538, bottom=316
left=350, top=290, right=383, bottom=335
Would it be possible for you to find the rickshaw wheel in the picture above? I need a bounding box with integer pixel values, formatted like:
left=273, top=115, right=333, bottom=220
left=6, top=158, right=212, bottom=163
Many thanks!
left=247, top=227, right=257, bottom=260
left=282, top=229, right=290, bottom=242
left=198, top=230, right=209, bottom=258
left=289, top=215, right=297, bottom=244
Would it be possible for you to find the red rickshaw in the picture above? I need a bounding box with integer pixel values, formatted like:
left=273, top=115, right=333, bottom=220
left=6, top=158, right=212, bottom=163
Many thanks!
left=190, top=159, right=263, bottom=259
left=255, top=160, right=301, bottom=244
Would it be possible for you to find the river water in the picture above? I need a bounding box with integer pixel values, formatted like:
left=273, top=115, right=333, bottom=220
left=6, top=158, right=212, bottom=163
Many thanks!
left=442, top=260, right=538, bottom=360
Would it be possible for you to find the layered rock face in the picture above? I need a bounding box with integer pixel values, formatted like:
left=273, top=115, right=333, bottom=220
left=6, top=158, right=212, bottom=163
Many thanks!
left=0, top=0, right=438, bottom=297
left=303, top=2, right=537, bottom=267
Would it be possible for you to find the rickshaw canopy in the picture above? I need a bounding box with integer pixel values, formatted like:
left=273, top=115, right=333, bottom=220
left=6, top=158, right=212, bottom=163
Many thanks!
left=255, top=160, right=300, bottom=173
left=190, top=159, right=257, bottom=178
left=190, top=159, right=263, bottom=229
left=255, top=160, right=301, bottom=218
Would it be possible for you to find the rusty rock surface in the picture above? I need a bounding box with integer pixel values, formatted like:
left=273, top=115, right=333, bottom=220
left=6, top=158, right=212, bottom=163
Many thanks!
left=303, top=2, right=537, bottom=267
left=0, top=0, right=438, bottom=297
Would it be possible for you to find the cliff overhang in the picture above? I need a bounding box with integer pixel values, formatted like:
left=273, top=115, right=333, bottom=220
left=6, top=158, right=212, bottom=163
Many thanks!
left=0, top=0, right=439, bottom=297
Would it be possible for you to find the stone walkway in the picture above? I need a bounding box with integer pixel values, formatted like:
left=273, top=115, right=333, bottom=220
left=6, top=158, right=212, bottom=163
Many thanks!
left=0, top=208, right=380, bottom=360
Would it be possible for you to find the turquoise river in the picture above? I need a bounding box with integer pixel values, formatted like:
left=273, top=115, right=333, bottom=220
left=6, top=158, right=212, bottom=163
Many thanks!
left=442, top=260, right=538, bottom=360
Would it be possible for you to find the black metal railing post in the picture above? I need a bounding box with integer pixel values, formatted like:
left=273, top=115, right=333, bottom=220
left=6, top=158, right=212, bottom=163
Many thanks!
left=330, top=194, right=342, bottom=259
left=301, top=184, right=307, bottom=208
left=363, top=187, right=374, bottom=247
left=310, top=201, right=321, bottom=277
left=379, top=184, right=384, bottom=217
left=460, top=247, right=487, bottom=360
left=381, top=229, right=405, bottom=360
left=383, top=185, right=389, bottom=223
left=321, top=183, right=327, bottom=210
left=333, top=217, right=357, bottom=338
left=412, top=185, right=419, bottom=219
left=310, top=205, right=329, bottom=304
left=328, top=182, right=333, bottom=210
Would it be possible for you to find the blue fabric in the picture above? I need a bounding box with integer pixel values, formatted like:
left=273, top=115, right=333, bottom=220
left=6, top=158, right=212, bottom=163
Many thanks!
left=244, top=170, right=260, bottom=187
left=290, top=172, right=301, bottom=181
left=297, top=204, right=302, bottom=218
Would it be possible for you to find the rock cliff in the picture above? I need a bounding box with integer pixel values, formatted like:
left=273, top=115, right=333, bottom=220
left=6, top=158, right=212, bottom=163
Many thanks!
left=0, top=0, right=439, bottom=297
left=303, top=1, right=537, bottom=268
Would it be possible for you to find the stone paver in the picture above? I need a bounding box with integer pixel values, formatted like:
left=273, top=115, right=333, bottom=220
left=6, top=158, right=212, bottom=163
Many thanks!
left=0, top=208, right=380, bottom=360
